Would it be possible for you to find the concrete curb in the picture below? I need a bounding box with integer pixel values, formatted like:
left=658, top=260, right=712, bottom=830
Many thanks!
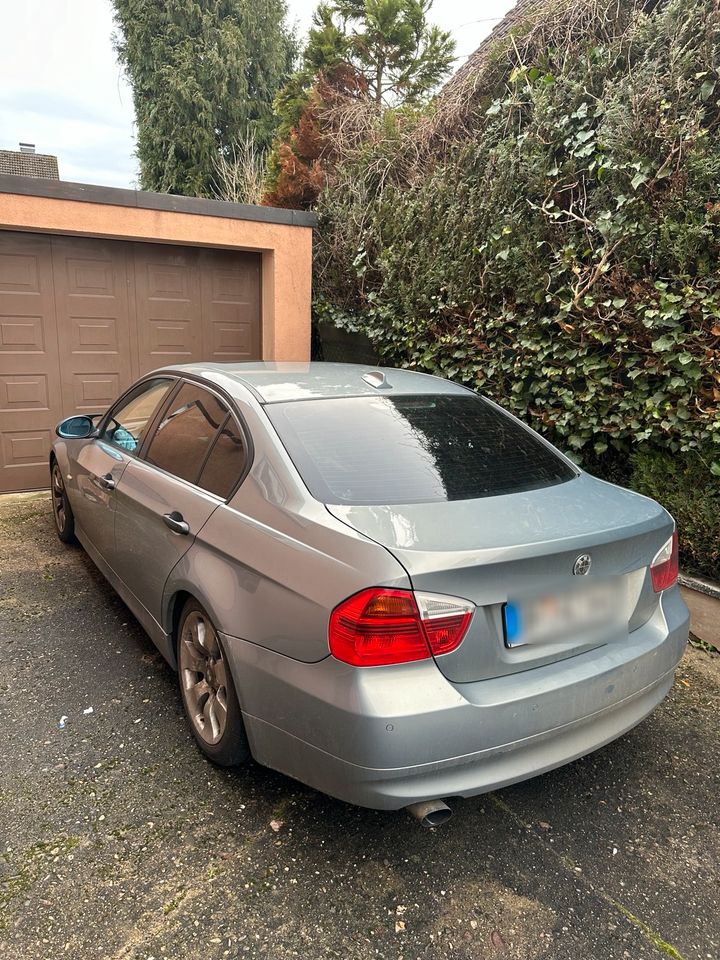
left=679, top=573, right=720, bottom=651
left=679, top=572, right=720, bottom=601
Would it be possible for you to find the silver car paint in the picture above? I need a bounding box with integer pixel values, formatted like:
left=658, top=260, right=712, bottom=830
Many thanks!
left=73, top=441, right=131, bottom=558
left=51, top=362, right=690, bottom=809
left=114, top=458, right=221, bottom=631
left=218, top=586, right=687, bottom=808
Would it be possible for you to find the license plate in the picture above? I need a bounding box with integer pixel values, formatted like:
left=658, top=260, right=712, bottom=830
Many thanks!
left=503, top=579, right=624, bottom=648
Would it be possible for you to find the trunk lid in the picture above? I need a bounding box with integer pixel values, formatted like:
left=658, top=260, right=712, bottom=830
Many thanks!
left=327, top=473, right=673, bottom=682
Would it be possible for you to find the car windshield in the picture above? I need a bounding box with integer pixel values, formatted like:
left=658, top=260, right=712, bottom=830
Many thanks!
left=265, top=393, right=576, bottom=505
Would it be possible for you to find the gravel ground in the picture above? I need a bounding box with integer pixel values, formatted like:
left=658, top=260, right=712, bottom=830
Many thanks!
left=1, top=494, right=718, bottom=960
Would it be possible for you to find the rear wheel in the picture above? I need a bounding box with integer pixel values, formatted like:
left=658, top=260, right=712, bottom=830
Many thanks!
left=177, top=599, right=250, bottom=767
left=50, top=459, right=76, bottom=544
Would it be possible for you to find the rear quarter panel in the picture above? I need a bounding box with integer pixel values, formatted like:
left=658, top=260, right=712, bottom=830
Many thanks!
left=162, top=396, right=410, bottom=663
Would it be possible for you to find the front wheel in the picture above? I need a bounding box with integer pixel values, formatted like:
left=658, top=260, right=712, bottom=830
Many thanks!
left=50, top=460, right=76, bottom=544
left=177, top=599, right=250, bottom=767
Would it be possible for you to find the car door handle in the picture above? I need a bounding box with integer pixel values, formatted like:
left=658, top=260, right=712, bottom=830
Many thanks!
left=163, top=511, right=190, bottom=535
left=96, top=473, right=116, bottom=490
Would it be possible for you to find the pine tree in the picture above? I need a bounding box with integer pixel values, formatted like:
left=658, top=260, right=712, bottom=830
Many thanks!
left=262, top=0, right=454, bottom=207
left=321, top=0, right=454, bottom=106
left=113, top=0, right=295, bottom=197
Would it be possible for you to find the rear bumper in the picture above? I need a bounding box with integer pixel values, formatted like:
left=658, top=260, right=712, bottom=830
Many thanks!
left=222, top=587, right=689, bottom=810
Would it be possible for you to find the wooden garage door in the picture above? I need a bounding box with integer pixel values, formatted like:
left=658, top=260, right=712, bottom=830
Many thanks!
left=0, top=231, right=261, bottom=493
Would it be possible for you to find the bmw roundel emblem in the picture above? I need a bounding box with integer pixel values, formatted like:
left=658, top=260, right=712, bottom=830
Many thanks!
left=573, top=554, right=592, bottom=576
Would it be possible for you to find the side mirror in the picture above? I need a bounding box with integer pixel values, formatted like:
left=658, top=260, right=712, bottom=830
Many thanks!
left=56, top=415, right=96, bottom=439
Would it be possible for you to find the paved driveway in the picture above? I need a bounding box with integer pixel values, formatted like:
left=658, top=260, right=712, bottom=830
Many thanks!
left=1, top=495, right=718, bottom=960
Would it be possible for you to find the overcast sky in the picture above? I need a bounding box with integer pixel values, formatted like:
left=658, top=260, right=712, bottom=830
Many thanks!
left=0, top=0, right=515, bottom=189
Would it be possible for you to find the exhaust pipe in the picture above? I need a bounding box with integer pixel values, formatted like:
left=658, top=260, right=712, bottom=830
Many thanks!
left=405, top=799, right=452, bottom=828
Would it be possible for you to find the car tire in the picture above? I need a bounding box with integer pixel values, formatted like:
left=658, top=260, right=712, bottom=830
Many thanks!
left=177, top=598, right=250, bottom=767
left=50, top=458, right=77, bottom=545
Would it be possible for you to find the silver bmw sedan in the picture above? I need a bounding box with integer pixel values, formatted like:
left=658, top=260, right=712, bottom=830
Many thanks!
left=50, top=363, right=689, bottom=825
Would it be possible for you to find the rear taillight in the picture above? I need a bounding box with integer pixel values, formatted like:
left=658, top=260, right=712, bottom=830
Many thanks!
left=329, top=588, right=474, bottom=667
left=650, top=531, right=679, bottom=592
left=414, top=592, right=474, bottom=656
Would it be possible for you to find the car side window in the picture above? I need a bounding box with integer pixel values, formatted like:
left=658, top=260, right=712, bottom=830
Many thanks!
left=144, top=383, right=229, bottom=485
left=197, top=415, right=247, bottom=499
left=99, top=378, right=174, bottom=453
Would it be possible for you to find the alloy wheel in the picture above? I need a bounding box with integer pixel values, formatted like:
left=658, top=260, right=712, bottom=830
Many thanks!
left=51, top=463, right=67, bottom=534
left=179, top=610, right=229, bottom=745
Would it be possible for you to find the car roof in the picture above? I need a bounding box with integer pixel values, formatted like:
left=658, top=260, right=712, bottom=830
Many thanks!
left=154, top=361, right=471, bottom=404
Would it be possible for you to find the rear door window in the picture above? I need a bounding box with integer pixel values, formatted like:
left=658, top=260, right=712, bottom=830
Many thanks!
left=265, top=394, right=576, bottom=505
left=144, top=383, right=229, bottom=485
left=197, top=416, right=247, bottom=499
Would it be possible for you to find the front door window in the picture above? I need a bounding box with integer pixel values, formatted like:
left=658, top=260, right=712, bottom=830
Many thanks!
left=99, top=378, right=175, bottom=453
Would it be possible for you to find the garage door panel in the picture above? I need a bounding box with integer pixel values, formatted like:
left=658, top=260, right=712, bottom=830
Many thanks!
left=51, top=238, right=135, bottom=427
left=210, top=320, right=254, bottom=357
left=0, top=249, right=42, bottom=292
left=147, top=320, right=195, bottom=358
left=134, top=246, right=203, bottom=373
left=70, top=373, right=120, bottom=413
left=0, top=232, right=63, bottom=492
left=70, top=317, right=121, bottom=353
left=200, top=250, right=261, bottom=361
left=2, top=428, right=52, bottom=465
left=145, top=261, right=194, bottom=300
left=0, top=233, right=263, bottom=493
left=0, top=374, right=49, bottom=411
left=63, top=257, right=118, bottom=297
left=0, top=316, right=46, bottom=352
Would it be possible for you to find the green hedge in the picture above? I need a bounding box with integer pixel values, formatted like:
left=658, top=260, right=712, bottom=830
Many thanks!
left=313, top=0, right=720, bottom=578
left=629, top=446, right=720, bottom=579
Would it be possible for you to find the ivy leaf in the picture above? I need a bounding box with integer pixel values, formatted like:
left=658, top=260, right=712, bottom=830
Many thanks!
left=700, top=79, right=716, bottom=102
left=631, top=172, right=648, bottom=190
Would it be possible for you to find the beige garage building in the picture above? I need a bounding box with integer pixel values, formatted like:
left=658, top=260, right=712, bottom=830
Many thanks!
left=0, top=176, right=314, bottom=493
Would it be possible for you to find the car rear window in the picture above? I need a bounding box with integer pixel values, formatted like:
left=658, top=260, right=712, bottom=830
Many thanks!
left=265, top=394, right=576, bottom=505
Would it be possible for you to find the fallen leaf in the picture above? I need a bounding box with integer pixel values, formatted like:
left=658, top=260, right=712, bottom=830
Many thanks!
left=491, top=930, right=506, bottom=951
left=538, top=821, right=551, bottom=830
left=270, top=819, right=284, bottom=832
left=395, top=920, right=406, bottom=933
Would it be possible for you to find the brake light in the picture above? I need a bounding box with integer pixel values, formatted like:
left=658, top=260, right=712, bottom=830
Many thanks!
left=329, top=588, right=474, bottom=667
left=650, top=531, right=679, bottom=592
